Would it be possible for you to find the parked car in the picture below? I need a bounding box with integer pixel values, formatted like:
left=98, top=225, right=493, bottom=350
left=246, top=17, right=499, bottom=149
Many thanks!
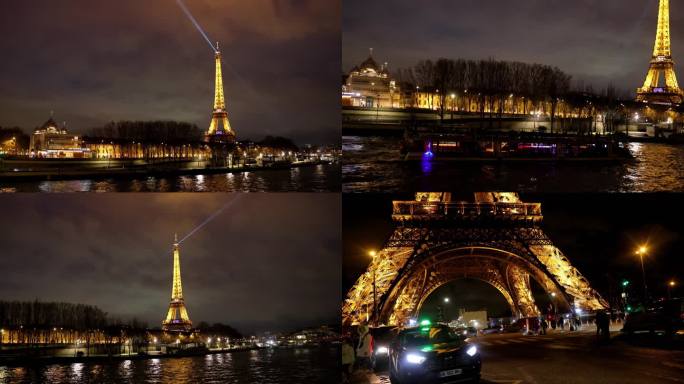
left=503, top=317, right=540, bottom=335
left=480, top=326, right=502, bottom=335
left=371, top=326, right=399, bottom=371
left=389, top=322, right=481, bottom=383
left=622, top=298, right=684, bottom=338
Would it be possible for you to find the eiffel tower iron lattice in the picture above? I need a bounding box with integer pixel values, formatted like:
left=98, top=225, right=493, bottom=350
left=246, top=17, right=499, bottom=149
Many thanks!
left=342, top=193, right=608, bottom=327
left=636, top=0, right=684, bottom=104
left=162, top=234, right=193, bottom=332
left=206, top=42, right=237, bottom=143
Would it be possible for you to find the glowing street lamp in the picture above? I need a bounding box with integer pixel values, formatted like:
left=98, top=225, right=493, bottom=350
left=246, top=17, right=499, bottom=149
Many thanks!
left=444, top=297, right=450, bottom=303
left=635, top=246, right=649, bottom=300
left=667, top=280, right=676, bottom=299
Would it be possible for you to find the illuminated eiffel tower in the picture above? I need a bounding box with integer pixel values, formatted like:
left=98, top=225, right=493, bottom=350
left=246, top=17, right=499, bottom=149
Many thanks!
left=206, top=42, right=237, bottom=143
left=342, top=193, right=608, bottom=327
left=162, top=234, right=193, bottom=332
left=637, top=0, right=684, bottom=104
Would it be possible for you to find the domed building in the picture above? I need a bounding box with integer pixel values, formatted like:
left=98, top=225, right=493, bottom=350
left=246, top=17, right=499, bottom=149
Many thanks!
left=30, top=114, right=88, bottom=158
left=342, top=49, right=401, bottom=108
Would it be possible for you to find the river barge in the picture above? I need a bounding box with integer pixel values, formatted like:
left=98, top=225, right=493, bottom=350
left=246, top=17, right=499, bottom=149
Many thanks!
left=401, top=133, right=633, bottom=162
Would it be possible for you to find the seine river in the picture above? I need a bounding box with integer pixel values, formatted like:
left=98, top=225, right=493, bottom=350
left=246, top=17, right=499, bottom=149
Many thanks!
left=342, top=136, right=684, bottom=193
left=0, top=346, right=340, bottom=384
left=0, top=164, right=340, bottom=192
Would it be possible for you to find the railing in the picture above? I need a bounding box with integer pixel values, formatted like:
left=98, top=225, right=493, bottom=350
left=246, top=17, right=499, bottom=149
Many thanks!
left=392, top=201, right=542, bottom=220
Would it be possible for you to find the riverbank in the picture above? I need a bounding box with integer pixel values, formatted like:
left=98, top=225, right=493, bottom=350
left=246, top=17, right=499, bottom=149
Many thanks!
left=0, top=159, right=334, bottom=182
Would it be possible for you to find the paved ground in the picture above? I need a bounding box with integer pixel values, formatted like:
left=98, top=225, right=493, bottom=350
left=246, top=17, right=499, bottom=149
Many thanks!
left=350, top=326, right=684, bottom=384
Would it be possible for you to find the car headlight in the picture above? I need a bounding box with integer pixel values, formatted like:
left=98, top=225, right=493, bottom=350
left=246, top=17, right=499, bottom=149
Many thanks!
left=466, top=345, right=478, bottom=357
left=406, top=353, right=426, bottom=364
left=376, top=346, right=389, bottom=355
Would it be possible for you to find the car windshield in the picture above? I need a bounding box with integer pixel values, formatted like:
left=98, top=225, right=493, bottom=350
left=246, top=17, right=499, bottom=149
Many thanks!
left=401, top=326, right=464, bottom=348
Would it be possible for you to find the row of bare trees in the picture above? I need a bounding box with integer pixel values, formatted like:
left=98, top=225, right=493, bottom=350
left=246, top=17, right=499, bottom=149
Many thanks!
left=87, top=120, right=204, bottom=144
left=394, top=58, right=643, bottom=134
left=0, top=300, right=150, bottom=356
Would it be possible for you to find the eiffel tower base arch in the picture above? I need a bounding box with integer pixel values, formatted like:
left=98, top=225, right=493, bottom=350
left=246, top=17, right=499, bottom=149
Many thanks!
left=342, top=193, right=608, bottom=327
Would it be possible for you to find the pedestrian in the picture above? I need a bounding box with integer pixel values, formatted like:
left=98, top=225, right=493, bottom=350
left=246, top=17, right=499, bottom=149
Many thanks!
left=558, top=316, right=564, bottom=330
left=355, top=325, right=373, bottom=372
left=600, top=312, right=611, bottom=342
left=595, top=311, right=604, bottom=341
left=540, top=318, right=548, bottom=335
left=342, top=337, right=355, bottom=383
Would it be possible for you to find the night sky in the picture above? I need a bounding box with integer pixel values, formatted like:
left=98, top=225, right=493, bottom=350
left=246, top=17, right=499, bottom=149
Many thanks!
left=343, top=0, right=681, bottom=92
left=0, top=194, right=341, bottom=334
left=343, top=193, right=684, bottom=317
left=0, top=0, right=340, bottom=145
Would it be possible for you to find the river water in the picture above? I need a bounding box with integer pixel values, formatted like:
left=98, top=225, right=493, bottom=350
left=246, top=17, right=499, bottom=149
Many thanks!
left=342, top=136, right=684, bottom=193
left=0, top=346, right=340, bottom=384
left=0, top=164, right=340, bottom=192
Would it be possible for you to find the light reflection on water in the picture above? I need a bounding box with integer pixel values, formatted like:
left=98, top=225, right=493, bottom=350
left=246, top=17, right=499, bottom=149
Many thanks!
left=0, top=164, right=340, bottom=192
left=0, top=346, right=339, bottom=384
left=342, top=136, right=684, bottom=193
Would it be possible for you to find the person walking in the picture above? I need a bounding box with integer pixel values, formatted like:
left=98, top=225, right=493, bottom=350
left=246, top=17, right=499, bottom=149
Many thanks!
left=355, top=325, right=373, bottom=372
left=342, top=337, right=355, bottom=383
left=595, top=311, right=610, bottom=343
left=540, top=318, right=548, bottom=335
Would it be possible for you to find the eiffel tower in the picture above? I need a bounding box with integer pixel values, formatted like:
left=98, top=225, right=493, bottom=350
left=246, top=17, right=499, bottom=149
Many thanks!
left=206, top=42, right=237, bottom=143
left=162, top=234, right=193, bottom=332
left=342, top=193, right=608, bottom=327
left=636, top=0, right=684, bottom=104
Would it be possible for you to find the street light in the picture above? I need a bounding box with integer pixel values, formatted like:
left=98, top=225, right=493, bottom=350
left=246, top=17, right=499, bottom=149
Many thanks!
left=444, top=297, right=450, bottom=303
left=668, top=280, right=676, bottom=299
left=369, top=250, right=378, bottom=327
left=635, top=246, right=648, bottom=301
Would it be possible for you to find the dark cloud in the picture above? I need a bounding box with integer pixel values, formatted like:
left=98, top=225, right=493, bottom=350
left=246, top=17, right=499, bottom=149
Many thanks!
left=0, top=0, right=341, bottom=145
left=343, top=0, right=677, bottom=92
left=0, top=194, right=341, bottom=334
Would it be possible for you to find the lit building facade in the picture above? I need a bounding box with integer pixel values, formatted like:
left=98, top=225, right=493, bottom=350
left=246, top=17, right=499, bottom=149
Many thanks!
left=342, top=50, right=400, bottom=108
left=30, top=116, right=89, bottom=158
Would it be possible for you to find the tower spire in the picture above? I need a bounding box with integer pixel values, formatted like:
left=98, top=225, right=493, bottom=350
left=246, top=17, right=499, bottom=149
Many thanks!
left=653, top=0, right=671, bottom=58
left=637, top=0, right=683, bottom=104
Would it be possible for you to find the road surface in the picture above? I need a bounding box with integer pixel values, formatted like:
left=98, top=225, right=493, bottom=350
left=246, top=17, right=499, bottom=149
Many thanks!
left=350, top=327, right=684, bottom=384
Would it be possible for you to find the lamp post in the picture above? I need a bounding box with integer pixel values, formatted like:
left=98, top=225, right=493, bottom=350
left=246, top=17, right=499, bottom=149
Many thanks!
left=667, top=280, right=676, bottom=299
left=369, top=250, right=378, bottom=327
left=450, top=93, right=456, bottom=121
left=635, top=246, right=648, bottom=301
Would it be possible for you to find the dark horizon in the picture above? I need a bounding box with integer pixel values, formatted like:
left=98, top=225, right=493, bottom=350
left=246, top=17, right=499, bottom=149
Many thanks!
left=343, top=0, right=679, bottom=94
left=343, top=193, right=684, bottom=316
left=0, top=194, right=341, bottom=335
left=0, top=0, right=341, bottom=145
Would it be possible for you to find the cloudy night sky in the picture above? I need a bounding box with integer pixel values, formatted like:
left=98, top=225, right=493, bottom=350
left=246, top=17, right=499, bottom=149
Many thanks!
left=0, top=0, right=340, bottom=145
left=343, top=0, right=681, bottom=93
left=0, top=194, right=341, bottom=334
left=344, top=194, right=683, bottom=317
